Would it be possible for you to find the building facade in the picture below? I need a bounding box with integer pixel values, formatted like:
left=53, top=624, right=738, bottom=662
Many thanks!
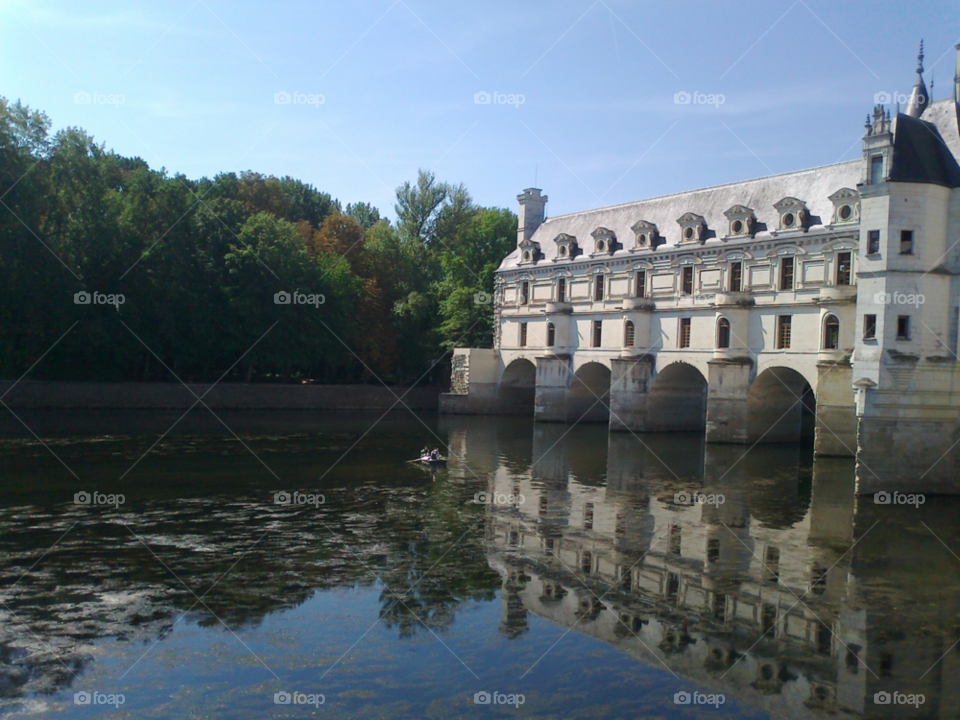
left=443, top=45, right=960, bottom=495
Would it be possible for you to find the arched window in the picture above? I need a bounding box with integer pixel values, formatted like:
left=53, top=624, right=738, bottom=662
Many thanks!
left=823, top=314, right=840, bottom=350
left=717, top=318, right=731, bottom=349
left=624, top=320, right=635, bottom=348
left=546, top=322, right=556, bottom=347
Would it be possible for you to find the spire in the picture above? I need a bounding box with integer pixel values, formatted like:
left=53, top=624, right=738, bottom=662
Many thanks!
left=954, top=43, right=960, bottom=102
left=905, top=39, right=928, bottom=118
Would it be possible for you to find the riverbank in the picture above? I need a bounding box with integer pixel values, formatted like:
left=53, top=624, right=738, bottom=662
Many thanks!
left=0, top=381, right=440, bottom=411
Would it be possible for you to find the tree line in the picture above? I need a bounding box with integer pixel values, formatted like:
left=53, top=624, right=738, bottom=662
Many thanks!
left=0, top=97, right=514, bottom=385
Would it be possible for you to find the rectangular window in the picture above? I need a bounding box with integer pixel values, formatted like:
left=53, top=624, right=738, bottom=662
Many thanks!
left=581, top=550, right=592, bottom=575
left=867, top=230, right=880, bottom=255
left=679, top=318, right=691, bottom=348
left=592, top=320, right=602, bottom=348
left=870, top=155, right=883, bottom=184
left=519, top=322, right=527, bottom=347
left=900, top=230, right=914, bottom=255
left=707, top=538, right=720, bottom=563
left=897, top=315, right=910, bottom=340
left=668, top=525, right=682, bottom=555
left=682, top=266, right=693, bottom=295
left=557, top=278, right=566, bottom=302
left=594, top=275, right=604, bottom=301
left=520, top=281, right=529, bottom=304
left=584, top=502, right=594, bottom=530
left=836, top=252, right=852, bottom=285
left=546, top=323, right=555, bottom=347
left=863, top=314, right=877, bottom=340
left=635, top=271, right=646, bottom=298
left=780, top=257, right=794, bottom=290
left=764, top=546, right=781, bottom=583
left=539, top=495, right=548, bottom=517
left=730, top=262, right=742, bottom=292
left=713, top=593, right=726, bottom=621
left=776, top=315, right=792, bottom=349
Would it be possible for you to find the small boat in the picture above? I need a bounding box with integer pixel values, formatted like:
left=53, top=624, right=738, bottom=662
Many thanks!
left=417, top=455, right=447, bottom=466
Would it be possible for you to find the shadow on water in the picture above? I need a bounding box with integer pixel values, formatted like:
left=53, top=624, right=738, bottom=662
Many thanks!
left=0, top=410, right=956, bottom=718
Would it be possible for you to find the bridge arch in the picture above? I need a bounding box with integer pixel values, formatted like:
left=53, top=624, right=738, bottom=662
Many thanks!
left=567, top=361, right=611, bottom=423
left=747, top=366, right=815, bottom=444
left=647, top=361, right=708, bottom=432
left=498, top=358, right=536, bottom=412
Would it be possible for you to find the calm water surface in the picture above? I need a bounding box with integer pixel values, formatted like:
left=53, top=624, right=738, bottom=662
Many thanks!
left=0, top=411, right=957, bottom=719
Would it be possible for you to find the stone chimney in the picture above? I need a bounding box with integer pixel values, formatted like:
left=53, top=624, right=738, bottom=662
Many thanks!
left=517, top=188, right=547, bottom=247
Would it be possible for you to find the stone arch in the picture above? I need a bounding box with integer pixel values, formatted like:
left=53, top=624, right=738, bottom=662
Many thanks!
left=567, top=361, right=611, bottom=423
left=747, top=367, right=815, bottom=444
left=647, top=361, right=708, bottom=432
left=498, top=358, right=536, bottom=412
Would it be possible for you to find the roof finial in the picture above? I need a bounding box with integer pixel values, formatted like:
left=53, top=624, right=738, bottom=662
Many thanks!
left=905, top=39, right=929, bottom=118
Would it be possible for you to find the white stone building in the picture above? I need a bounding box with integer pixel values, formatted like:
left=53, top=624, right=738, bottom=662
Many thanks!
left=444, top=44, right=960, bottom=495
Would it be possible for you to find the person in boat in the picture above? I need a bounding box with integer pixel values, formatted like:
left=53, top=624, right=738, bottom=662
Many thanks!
left=430, top=448, right=440, bottom=461
left=420, top=446, right=429, bottom=459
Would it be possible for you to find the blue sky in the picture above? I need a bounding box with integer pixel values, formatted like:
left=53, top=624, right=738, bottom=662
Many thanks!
left=1, top=0, right=958, bottom=220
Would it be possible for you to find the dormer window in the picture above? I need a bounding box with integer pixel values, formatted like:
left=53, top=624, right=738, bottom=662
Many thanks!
left=552, top=233, right=577, bottom=261
left=723, top=205, right=755, bottom=238
left=677, top=213, right=706, bottom=245
left=773, top=197, right=809, bottom=233
left=630, top=220, right=659, bottom=251
left=591, top=227, right=616, bottom=256
left=518, top=238, right=541, bottom=264
left=828, top=188, right=860, bottom=225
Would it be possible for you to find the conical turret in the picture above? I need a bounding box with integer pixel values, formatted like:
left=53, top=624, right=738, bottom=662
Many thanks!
left=905, top=40, right=928, bottom=118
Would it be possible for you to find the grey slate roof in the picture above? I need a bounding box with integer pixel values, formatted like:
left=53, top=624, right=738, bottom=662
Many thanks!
left=890, top=99, right=960, bottom=187
left=499, top=160, right=861, bottom=270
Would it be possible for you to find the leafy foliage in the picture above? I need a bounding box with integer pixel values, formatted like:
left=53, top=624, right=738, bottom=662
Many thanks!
left=0, top=99, right=515, bottom=385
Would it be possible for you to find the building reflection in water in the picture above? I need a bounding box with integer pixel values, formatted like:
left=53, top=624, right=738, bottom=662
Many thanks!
left=445, top=415, right=960, bottom=720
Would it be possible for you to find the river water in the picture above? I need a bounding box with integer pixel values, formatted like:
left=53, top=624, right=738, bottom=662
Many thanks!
left=0, top=410, right=956, bottom=719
